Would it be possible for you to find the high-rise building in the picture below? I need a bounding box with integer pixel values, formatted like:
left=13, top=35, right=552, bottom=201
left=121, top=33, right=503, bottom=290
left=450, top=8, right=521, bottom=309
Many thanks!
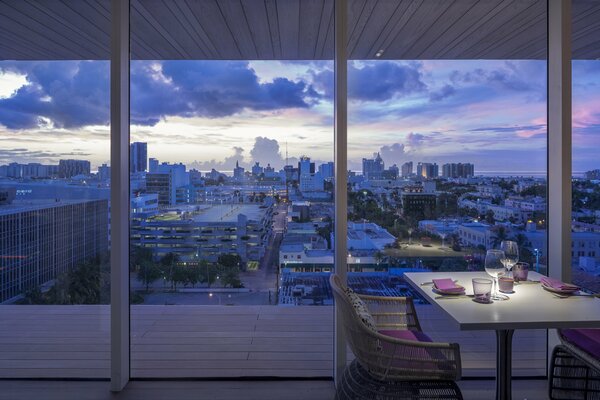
left=401, top=162, right=413, bottom=177
left=148, top=158, right=159, bottom=173
left=298, top=156, right=315, bottom=178
left=59, top=159, right=91, bottom=178
left=442, top=163, right=475, bottom=178
left=130, top=142, right=148, bottom=173
left=251, top=162, right=263, bottom=176
left=416, top=162, right=439, bottom=179
left=362, top=153, right=384, bottom=180
left=233, top=161, right=245, bottom=181
left=0, top=199, right=109, bottom=302
left=318, top=162, right=334, bottom=179
left=146, top=162, right=189, bottom=206
left=98, top=164, right=111, bottom=181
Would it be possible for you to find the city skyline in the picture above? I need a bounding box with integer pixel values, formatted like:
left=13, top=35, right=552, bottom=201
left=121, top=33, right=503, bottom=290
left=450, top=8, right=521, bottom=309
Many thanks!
left=1, top=59, right=599, bottom=173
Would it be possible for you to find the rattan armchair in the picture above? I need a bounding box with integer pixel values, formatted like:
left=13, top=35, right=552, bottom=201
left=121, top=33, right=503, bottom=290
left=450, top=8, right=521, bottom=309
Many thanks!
left=330, top=274, right=462, bottom=381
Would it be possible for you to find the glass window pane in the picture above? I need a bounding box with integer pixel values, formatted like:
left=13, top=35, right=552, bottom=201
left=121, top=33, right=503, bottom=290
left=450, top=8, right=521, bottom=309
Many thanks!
left=347, top=0, right=548, bottom=378
left=571, top=0, right=600, bottom=293
left=129, top=0, right=334, bottom=378
left=0, top=1, right=110, bottom=378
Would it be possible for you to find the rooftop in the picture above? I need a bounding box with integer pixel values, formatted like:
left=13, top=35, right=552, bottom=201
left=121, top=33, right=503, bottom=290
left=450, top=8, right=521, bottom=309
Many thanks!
left=191, top=204, right=268, bottom=223
left=0, top=199, right=105, bottom=216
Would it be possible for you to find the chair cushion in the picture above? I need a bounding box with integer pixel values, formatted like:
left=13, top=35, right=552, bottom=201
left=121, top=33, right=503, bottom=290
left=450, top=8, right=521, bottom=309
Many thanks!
left=342, top=286, right=377, bottom=332
left=561, top=329, right=600, bottom=360
left=378, top=329, right=433, bottom=343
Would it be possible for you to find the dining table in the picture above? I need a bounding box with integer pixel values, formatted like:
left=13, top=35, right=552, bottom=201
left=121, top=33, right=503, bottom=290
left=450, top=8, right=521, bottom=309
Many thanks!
left=404, top=271, right=600, bottom=400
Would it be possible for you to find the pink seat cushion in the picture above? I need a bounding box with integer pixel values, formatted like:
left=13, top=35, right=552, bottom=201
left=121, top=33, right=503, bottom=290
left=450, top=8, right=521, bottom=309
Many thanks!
left=379, top=329, right=433, bottom=343
left=376, top=330, right=450, bottom=373
left=562, top=329, right=600, bottom=360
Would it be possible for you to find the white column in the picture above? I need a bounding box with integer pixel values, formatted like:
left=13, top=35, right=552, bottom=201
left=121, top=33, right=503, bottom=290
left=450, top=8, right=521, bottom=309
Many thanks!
left=110, top=0, right=130, bottom=392
left=334, top=0, right=348, bottom=384
left=547, top=0, right=572, bottom=282
left=547, top=0, right=572, bottom=369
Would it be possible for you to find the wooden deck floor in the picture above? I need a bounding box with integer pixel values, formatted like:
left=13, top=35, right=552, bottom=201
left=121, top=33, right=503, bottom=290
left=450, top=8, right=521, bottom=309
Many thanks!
left=0, top=305, right=547, bottom=379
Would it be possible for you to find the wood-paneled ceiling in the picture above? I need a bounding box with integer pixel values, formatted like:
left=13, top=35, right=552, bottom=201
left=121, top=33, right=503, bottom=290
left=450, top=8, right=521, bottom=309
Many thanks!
left=1, top=0, right=599, bottom=61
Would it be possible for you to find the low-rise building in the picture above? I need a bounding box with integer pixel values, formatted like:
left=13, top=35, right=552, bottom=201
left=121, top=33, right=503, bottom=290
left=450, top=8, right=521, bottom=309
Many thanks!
left=131, top=204, right=272, bottom=263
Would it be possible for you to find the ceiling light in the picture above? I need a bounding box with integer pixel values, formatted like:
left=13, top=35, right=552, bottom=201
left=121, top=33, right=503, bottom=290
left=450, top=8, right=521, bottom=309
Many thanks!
left=375, top=49, right=384, bottom=58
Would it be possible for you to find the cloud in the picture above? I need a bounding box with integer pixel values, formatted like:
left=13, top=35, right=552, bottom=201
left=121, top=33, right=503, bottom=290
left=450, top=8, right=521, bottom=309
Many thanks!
left=189, top=146, right=245, bottom=171
left=379, top=143, right=407, bottom=165
left=249, top=136, right=282, bottom=165
left=449, top=61, right=545, bottom=94
left=429, top=84, right=456, bottom=102
left=0, top=60, right=321, bottom=129
left=469, top=124, right=547, bottom=138
left=0, top=147, right=91, bottom=164
left=406, top=132, right=428, bottom=148
left=0, top=61, right=110, bottom=129
left=312, top=61, right=427, bottom=102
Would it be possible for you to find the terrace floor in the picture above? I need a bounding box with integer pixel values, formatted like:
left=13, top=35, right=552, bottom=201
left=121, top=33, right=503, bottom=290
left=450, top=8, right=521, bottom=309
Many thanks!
left=0, top=305, right=547, bottom=379
left=0, top=380, right=550, bottom=400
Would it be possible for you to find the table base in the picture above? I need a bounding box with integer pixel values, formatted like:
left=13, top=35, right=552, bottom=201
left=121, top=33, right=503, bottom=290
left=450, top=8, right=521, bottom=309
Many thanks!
left=496, top=329, right=514, bottom=400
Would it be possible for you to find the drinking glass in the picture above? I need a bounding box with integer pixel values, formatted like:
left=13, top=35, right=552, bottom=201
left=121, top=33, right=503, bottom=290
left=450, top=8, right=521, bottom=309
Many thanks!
left=472, top=278, right=493, bottom=303
left=485, top=249, right=508, bottom=300
left=500, top=241, right=519, bottom=277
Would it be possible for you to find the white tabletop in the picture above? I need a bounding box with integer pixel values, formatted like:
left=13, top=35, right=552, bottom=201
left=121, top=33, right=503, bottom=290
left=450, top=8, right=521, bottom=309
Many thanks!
left=404, top=271, right=600, bottom=331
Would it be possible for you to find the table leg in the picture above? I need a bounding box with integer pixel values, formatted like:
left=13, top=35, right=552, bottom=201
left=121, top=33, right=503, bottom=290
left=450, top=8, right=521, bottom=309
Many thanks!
left=496, top=329, right=514, bottom=400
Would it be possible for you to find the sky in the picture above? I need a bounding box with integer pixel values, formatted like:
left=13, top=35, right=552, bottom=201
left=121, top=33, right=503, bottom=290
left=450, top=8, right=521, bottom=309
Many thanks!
left=0, top=59, right=599, bottom=174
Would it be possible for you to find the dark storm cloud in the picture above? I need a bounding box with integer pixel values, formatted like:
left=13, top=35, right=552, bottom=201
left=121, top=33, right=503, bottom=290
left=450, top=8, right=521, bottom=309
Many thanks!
left=0, top=61, right=320, bottom=129
left=312, top=61, right=427, bottom=101
left=0, top=61, right=110, bottom=129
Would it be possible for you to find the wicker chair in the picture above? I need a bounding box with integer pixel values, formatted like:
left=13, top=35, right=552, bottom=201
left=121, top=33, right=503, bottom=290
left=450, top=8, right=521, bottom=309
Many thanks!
left=549, top=329, right=600, bottom=399
left=330, top=274, right=462, bottom=382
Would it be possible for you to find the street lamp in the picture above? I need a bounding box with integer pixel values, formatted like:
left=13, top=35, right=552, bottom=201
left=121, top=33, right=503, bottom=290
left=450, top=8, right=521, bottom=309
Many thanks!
left=534, top=248, right=541, bottom=273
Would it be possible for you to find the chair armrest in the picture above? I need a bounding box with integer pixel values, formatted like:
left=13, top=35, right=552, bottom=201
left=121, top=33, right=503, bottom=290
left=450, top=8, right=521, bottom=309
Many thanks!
left=364, top=330, right=462, bottom=381
left=357, top=294, right=422, bottom=331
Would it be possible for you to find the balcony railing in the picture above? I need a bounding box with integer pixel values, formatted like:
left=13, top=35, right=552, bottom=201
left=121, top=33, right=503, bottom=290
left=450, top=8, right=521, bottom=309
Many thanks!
left=0, top=304, right=546, bottom=378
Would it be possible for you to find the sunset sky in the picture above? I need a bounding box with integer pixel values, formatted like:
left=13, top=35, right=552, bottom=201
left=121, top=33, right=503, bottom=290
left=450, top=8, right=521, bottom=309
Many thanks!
left=0, top=59, right=599, bottom=174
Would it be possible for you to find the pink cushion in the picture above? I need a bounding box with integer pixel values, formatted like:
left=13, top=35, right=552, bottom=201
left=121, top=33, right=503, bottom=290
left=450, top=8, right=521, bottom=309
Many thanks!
left=562, top=329, right=600, bottom=360
left=379, top=329, right=433, bottom=343
left=376, top=330, right=450, bottom=373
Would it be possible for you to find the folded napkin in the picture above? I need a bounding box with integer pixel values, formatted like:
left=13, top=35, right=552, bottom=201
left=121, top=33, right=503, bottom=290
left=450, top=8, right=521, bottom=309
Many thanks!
left=540, top=277, right=579, bottom=291
left=432, top=278, right=464, bottom=293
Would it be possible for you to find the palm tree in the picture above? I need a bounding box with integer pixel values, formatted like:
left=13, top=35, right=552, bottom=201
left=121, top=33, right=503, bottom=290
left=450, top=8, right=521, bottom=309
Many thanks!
left=490, top=226, right=509, bottom=248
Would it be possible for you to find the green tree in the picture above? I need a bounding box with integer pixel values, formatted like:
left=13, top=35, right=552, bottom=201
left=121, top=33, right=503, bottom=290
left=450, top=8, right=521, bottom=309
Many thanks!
left=317, top=223, right=333, bottom=249
left=130, top=246, right=154, bottom=272
left=199, top=260, right=219, bottom=288
left=160, top=252, right=181, bottom=290
left=171, top=266, right=188, bottom=290
left=221, top=267, right=243, bottom=288
left=137, top=259, right=162, bottom=292
left=490, top=226, right=509, bottom=248
left=217, top=253, right=242, bottom=269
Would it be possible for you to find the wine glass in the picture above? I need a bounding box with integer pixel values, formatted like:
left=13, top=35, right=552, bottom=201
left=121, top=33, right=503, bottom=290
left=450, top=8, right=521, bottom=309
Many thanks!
left=485, top=249, right=508, bottom=301
left=500, top=241, right=519, bottom=277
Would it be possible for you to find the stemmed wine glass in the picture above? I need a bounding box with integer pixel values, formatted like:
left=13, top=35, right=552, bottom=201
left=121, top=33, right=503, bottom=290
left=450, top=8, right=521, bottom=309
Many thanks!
left=485, top=249, right=508, bottom=301
left=500, top=241, right=519, bottom=278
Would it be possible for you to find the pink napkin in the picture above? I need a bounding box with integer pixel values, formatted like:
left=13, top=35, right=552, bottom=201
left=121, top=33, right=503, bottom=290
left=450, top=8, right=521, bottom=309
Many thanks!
left=432, top=278, right=464, bottom=293
left=540, top=277, right=579, bottom=291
